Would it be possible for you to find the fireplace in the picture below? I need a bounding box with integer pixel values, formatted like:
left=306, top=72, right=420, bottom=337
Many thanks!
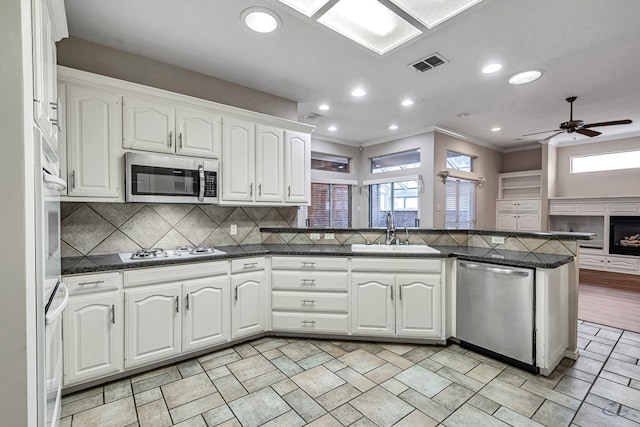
left=609, top=216, right=640, bottom=256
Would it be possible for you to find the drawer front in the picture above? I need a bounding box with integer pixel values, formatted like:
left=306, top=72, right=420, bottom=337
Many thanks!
left=271, top=271, right=349, bottom=291
left=231, top=257, right=266, bottom=274
left=579, top=254, right=605, bottom=268
left=608, top=203, right=639, bottom=213
left=272, top=312, right=349, bottom=333
left=496, top=200, right=518, bottom=212
left=517, top=199, right=540, bottom=212
left=271, top=256, right=348, bottom=271
left=352, top=258, right=441, bottom=273
left=606, top=257, right=639, bottom=271
left=272, top=291, right=348, bottom=313
left=64, top=272, right=121, bottom=295
left=124, top=261, right=227, bottom=287
left=549, top=204, right=576, bottom=214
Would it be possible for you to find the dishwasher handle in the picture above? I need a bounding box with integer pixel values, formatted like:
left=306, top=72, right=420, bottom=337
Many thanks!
left=458, top=261, right=530, bottom=277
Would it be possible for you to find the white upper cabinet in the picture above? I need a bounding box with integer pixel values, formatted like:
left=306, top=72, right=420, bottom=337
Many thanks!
left=124, top=97, right=221, bottom=158
left=256, top=124, right=284, bottom=203
left=221, top=117, right=255, bottom=202
left=66, top=85, right=120, bottom=198
left=284, top=130, right=311, bottom=204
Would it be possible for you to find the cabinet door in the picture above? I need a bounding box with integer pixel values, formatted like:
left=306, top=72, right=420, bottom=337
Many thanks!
left=517, top=200, right=540, bottom=212
left=183, top=276, right=230, bottom=352
left=255, top=124, right=284, bottom=203
left=396, top=275, right=441, bottom=338
left=123, top=97, right=175, bottom=154
left=176, top=107, right=221, bottom=158
left=66, top=85, right=120, bottom=198
left=125, top=284, right=181, bottom=369
left=497, top=214, right=517, bottom=230
left=33, top=0, right=56, bottom=144
left=497, top=200, right=518, bottom=212
left=231, top=272, right=266, bottom=339
left=284, top=130, right=311, bottom=204
left=517, top=213, right=540, bottom=231
left=64, top=294, right=122, bottom=385
left=221, top=117, right=255, bottom=202
left=351, top=274, right=395, bottom=336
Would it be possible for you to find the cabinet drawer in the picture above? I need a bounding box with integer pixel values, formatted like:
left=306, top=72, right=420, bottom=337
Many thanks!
left=608, top=203, right=639, bottom=213
left=231, top=257, right=265, bottom=273
left=124, top=261, right=227, bottom=287
left=272, top=291, right=348, bottom=313
left=272, top=312, right=349, bottom=334
left=352, top=258, right=441, bottom=273
left=64, top=272, right=121, bottom=295
left=550, top=204, right=576, bottom=214
left=579, top=254, right=605, bottom=268
left=496, top=200, right=518, bottom=212
left=271, top=256, right=348, bottom=271
left=606, top=257, right=639, bottom=271
left=271, top=271, right=348, bottom=291
left=517, top=199, right=540, bottom=212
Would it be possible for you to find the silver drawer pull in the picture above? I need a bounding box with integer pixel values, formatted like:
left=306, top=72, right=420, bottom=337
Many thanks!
left=78, top=280, right=105, bottom=286
left=301, top=261, right=316, bottom=267
left=244, top=262, right=258, bottom=268
left=301, top=320, right=316, bottom=325
left=301, top=299, right=316, bottom=304
left=300, top=279, right=316, bottom=284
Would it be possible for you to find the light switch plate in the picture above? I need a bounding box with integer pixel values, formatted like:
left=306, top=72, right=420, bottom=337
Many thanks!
left=324, top=233, right=335, bottom=240
left=230, top=224, right=237, bottom=235
left=491, top=236, right=505, bottom=244
left=310, top=233, right=321, bottom=240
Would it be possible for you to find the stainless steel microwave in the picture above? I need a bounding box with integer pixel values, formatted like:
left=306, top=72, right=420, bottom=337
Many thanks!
left=125, top=152, right=218, bottom=204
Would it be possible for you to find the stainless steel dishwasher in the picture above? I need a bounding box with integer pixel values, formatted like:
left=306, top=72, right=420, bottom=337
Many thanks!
left=456, top=260, right=536, bottom=371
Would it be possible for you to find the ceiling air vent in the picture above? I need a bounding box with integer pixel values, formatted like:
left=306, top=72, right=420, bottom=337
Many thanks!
left=303, top=112, right=323, bottom=120
left=410, top=53, right=448, bottom=72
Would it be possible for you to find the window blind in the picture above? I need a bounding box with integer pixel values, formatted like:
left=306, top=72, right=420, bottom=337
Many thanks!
left=445, top=178, right=476, bottom=229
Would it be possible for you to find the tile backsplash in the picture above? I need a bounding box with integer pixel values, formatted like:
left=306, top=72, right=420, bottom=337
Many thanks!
left=61, top=203, right=298, bottom=257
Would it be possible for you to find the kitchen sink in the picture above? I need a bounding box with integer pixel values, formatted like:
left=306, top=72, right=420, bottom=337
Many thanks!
left=350, top=244, right=440, bottom=254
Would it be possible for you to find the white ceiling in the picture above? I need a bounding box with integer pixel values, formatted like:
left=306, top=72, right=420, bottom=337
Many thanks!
left=63, top=0, right=640, bottom=150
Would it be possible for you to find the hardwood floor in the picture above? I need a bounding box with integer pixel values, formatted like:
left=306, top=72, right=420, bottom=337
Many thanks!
left=579, top=269, right=640, bottom=333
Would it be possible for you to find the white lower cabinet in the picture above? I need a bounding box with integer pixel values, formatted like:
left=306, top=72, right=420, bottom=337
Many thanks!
left=351, top=274, right=395, bottom=336
left=231, top=271, right=267, bottom=339
left=125, top=284, right=182, bottom=369
left=395, top=275, right=441, bottom=337
left=183, top=276, right=230, bottom=352
left=63, top=293, right=122, bottom=385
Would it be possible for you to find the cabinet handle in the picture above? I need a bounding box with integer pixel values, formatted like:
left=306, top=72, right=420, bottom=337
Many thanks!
left=111, top=305, right=115, bottom=324
left=71, top=170, right=76, bottom=189
left=301, top=320, right=316, bottom=325
left=301, top=299, right=316, bottom=305
left=169, top=131, right=173, bottom=148
left=390, top=287, right=393, bottom=301
left=301, top=261, right=316, bottom=267
left=301, top=279, right=316, bottom=285
left=186, top=294, right=189, bottom=311
left=50, top=101, right=58, bottom=110
left=250, top=183, right=253, bottom=197
left=179, top=132, right=183, bottom=149
left=234, top=286, right=238, bottom=301
left=306, top=218, right=310, bottom=227
left=399, top=286, right=402, bottom=300
left=258, top=183, right=262, bottom=197
left=175, top=295, right=179, bottom=313
left=78, top=280, right=104, bottom=286
left=288, top=185, right=291, bottom=198
left=244, top=262, right=258, bottom=268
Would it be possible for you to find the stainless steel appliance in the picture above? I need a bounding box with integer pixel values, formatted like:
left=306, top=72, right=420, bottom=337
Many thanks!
left=456, top=260, right=536, bottom=371
left=36, top=128, right=68, bottom=427
left=125, top=152, right=218, bottom=204
left=119, top=246, right=226, bottom=263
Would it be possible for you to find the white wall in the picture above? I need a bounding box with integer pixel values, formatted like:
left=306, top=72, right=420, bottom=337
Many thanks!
left=0, top=0, right=38, bottom=425
left=556, top=136, right=640, bottom=197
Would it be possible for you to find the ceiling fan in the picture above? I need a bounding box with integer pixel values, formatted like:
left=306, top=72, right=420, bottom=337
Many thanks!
left=524, top=96, right=632, bottom=138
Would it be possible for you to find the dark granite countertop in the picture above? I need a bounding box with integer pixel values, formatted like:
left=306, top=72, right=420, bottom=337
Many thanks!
left=62, top=244, right=573, bottom=275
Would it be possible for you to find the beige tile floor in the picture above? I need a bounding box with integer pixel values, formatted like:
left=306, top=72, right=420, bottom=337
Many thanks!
left=60, top=322, right=640, bottom=427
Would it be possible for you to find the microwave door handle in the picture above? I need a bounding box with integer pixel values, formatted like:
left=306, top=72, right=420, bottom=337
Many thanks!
left=198, top=165, right=205, bottom=202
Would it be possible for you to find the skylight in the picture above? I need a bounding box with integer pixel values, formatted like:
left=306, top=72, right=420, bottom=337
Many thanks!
left=388, top=0, right=486, bottom=29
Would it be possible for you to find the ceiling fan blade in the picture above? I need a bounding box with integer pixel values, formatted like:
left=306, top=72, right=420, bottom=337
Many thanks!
left=522, top=129, right=562, bottom=137
left=583, top=119, right=632, bottom=128
left=576, top=128, right=601, bottom=137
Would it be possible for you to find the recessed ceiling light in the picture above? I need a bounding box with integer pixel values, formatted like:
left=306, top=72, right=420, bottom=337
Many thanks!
left=389, top=124, right=398, bottom=130
left=457, top=113, right=470, bottom=118
left=401, top=99, right=414, bottom=106
left=241, top=7, right=281, bottom=33
left=508, top=70, right=543, bottom=85
left=351, top=88, right=366, bottom=97
left=491, top=127, right=502, bottom=132
left=482, top=63, right=502, bottom=74
left=328, top=125, right=337, bottom=131
left=318, top=104, right=330, bottom=111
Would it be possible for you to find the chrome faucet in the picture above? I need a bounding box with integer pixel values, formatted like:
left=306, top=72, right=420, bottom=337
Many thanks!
left=386, top=212, right=397, bottom=245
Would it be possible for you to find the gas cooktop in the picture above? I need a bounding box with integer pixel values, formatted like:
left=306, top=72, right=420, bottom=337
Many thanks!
left=118, top=246, right=226, bottom=263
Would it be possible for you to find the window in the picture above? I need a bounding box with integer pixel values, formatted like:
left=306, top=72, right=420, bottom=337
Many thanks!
left=311, top=152, right=350, bottom=173
left=369, top=180, right=419, bottom=227
left=571, top=149, right=640, bottom=173
left=445, top=178, right=476, bottom=229
left=371, top=149, right=420, bottom=174
left=308, top=183, right=352, bottom=227
left=447, top=150, right=474, bottom=172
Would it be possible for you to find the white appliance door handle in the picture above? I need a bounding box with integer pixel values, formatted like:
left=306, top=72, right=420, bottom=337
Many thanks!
left=43, top=171, right=67, bottom=192
left=45, top=283, right=69, bottom=325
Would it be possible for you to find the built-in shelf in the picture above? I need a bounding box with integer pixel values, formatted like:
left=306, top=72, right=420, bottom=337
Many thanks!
left=498, top=170, right=542, bottom=200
